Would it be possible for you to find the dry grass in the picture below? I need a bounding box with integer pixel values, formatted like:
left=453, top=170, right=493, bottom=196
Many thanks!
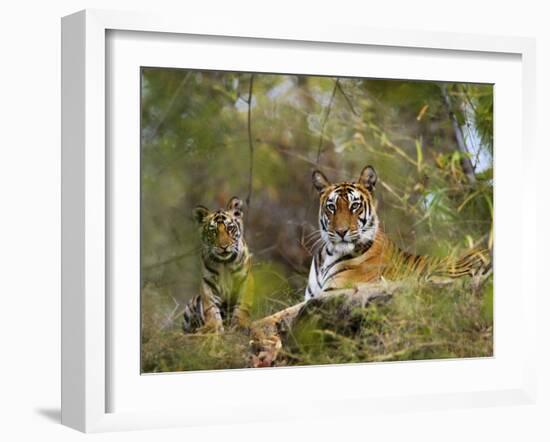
left=141, top=276, right=493, bottom=373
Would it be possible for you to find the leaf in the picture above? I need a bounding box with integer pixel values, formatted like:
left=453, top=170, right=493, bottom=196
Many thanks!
left=415, top=139, right=423, bottom=173
left=416, top=104, right=429, bottom=121
left=457, top=189, right=482, bottom=212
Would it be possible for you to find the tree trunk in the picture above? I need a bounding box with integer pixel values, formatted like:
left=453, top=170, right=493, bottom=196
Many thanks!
left=441, top=85, right=477, bottom=184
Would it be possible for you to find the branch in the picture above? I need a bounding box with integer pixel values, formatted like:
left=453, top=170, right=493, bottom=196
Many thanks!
left=336, top=80, right=359, bottom=117
left=248, top=281, right=402, bottom=367
left=145, top=72, right=191, bottom=144
left=301, top=78, right=339, bottom=247
left=316, top=78, right=339, bottom=164
left=246, top=74, right=255, bottom=210
left=247, top=267, right=491, bottom=368
left=441, top=85, right=477, bottom=184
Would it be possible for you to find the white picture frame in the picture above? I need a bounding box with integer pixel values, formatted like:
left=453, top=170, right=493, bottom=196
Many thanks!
left=61, top=9, right=537, bottom=433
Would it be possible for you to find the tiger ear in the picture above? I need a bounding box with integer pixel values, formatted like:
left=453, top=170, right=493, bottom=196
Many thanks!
left=358, top=165, right=377, bottom=192
left=192, top=205, right=210, bottom=224
left=312, top=170, right=331, bottom=193
left=227, top=196, right=244, bottom=218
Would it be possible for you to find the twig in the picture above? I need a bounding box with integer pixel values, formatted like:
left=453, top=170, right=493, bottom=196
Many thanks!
left=142, top=247, right=200, bottom=270
left=441, top=85, right=477, bottom=184
left=369, top=341, right=449, bottom=362
left=246, top=74, right=255, bottom=210
left=161, top=296, right=182, bottom=330
left=316, top=78, right=339, bottom=164
left=300, top=78, right=340, bottom=248
left=336, top=80, right=359, bottom=117
left=379, top=179, right=407, bottom=204
left=145, top=72, right=191, bottom=144
left=267, top=141, right=339, bottom=170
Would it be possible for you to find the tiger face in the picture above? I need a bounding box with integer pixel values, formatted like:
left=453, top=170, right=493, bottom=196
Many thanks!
left=312, top=165, right=379, bottom=254
left=193, top=197, right=245, bottom=262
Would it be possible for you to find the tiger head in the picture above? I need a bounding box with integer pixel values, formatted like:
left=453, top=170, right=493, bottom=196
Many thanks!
left=312, top=165, right=379, bottom=254
left=192, top=197, right=245, bottom=262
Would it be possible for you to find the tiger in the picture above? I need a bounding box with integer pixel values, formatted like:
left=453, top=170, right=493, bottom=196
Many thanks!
left=305, top=165, right=490, bottom=300
left=182, top=196, right=254, bottom=333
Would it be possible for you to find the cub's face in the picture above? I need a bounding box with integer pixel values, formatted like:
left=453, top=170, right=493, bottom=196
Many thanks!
left=312, top=165, right=379, bottom=254
left=193, top=197, right=244, bottom=261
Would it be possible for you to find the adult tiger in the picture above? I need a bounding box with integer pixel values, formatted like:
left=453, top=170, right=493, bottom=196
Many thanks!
left=182, top=197, right=254, bottom=333
left=305, top=165, right=490, bottom=300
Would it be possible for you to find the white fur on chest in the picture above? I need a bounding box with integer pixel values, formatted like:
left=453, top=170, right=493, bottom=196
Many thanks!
left=305, top=245, right=347, bottom=300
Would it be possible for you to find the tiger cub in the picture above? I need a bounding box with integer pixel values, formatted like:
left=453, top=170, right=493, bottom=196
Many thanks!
left=182, top=197, right=254, bottom=333
left=305, top=165, right=490, bottom=300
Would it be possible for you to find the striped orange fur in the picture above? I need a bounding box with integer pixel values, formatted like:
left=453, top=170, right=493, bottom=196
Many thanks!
left=182, top=197, right=254, bottom=333
left=305, top=165, right=490, bottom=300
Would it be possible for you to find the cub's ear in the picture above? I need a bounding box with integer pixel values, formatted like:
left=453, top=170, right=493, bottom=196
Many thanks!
left=227, top=196, right=244, bottom=218
left=312, top=170, right=331, bottom=193
left=358, top=165, right=377, bottom=192
left=192, top=205, right=210, bottom=224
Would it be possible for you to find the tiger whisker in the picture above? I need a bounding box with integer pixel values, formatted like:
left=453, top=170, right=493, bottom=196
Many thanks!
left=301, top=230, right=323, bottom=243
left=302, top=231, right=321, bottom=242
left=303, top=237, right=321, bottom=247
left=306, top=238, right=325, bottom=255
left=303, top=228, right=322, bottom=237
left=302, top=232, right=323, bottom=248
left=307, top=236, right=324, bottom=250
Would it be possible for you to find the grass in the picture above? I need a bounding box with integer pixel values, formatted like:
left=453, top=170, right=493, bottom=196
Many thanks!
left=141, top=276, right=493, bottom=373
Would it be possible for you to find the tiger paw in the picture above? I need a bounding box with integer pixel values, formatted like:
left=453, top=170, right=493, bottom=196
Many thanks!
left=230, top=315, right=251, bottom=334
left=197, top=321, right=224, bottom=334
left=248, top=335, right=282, bottom=368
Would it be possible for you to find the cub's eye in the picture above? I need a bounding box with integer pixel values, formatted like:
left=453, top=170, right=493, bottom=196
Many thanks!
left=350, top=202, right=361, bottom=212
left=326, top=203, right=336, bottom=213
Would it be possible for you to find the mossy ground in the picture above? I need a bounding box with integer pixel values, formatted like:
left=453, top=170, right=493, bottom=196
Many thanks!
left=141, top=276, right=493, bottom=373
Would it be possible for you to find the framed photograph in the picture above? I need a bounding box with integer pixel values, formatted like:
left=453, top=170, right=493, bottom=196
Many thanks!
left=61, top=9, right=537, bottom=432
left=140, top=67, right=495, bottom=373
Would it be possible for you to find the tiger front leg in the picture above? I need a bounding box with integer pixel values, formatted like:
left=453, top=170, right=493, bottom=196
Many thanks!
left=199, top=296, right=224, bottom=334
left=230, top=305, right=251, bottom=332
left=230, top=274, right=254, bottom=332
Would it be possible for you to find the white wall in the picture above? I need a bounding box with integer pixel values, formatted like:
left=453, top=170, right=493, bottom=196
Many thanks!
left=0, top=1, right=547, bottom=441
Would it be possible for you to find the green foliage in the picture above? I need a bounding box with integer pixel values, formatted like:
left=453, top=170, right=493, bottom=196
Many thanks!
left=247, top=261, right=302, bottom=319
left=140, top=69, right=493, bottom=372
left=141, top=277, right=493, bottom=372
left=280, top=277, right=493, bottom=365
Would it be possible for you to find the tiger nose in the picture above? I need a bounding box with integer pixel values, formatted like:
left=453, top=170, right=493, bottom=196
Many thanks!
left=335, top=228, right=348, bottom=239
